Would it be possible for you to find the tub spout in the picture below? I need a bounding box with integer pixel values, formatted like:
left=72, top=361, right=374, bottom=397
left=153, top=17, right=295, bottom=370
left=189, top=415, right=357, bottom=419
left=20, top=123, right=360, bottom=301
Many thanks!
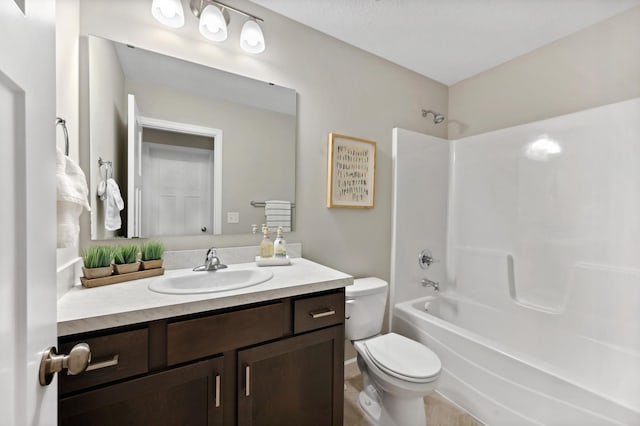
left=421, top=278, right=439, bottom=291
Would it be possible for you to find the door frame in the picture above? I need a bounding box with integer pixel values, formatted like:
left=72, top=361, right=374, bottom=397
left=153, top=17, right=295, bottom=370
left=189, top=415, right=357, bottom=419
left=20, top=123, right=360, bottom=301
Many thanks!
left=138, top=116, right=223, bottom=235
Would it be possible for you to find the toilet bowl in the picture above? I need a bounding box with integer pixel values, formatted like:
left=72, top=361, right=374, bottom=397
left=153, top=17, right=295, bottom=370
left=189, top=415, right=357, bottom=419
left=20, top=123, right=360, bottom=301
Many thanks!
left=346, top=278, right=441, bottom=426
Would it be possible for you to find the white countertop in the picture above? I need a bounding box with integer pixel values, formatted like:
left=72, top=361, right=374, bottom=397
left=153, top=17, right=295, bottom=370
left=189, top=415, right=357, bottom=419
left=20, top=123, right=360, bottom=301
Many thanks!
left=57, top=258, right=352, bottom=337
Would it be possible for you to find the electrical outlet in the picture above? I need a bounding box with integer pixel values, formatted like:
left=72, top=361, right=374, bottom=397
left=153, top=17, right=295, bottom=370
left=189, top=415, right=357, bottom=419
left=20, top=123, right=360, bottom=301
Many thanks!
left=227, top=212, right=240, bottom=223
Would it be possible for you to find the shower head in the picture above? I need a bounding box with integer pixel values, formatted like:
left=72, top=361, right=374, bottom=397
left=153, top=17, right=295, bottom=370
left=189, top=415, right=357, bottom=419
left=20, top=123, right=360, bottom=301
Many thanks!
left=421, top=109, right=445, bottom=124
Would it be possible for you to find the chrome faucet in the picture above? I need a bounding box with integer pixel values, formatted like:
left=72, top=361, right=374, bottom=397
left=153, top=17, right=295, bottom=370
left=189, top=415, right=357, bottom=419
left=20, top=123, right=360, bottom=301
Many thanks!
left=193, top=247, right=228, bottom=271
left=421, top=278, right=439, bottom=292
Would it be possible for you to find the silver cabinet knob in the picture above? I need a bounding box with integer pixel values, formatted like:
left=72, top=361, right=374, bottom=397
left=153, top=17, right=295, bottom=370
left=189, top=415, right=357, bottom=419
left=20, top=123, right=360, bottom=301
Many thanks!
left=39, top=343, right=91, bottom=386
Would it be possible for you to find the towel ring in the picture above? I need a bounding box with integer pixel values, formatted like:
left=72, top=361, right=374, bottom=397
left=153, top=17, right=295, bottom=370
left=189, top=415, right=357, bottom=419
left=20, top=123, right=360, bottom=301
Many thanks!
left=56, top=117, right=69, bottom=156
left=98, top=157, right=113, bottom=180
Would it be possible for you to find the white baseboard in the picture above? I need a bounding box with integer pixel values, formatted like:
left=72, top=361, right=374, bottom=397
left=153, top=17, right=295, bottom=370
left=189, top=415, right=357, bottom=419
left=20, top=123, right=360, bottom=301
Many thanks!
left=344, top=357, right=360, bottom=380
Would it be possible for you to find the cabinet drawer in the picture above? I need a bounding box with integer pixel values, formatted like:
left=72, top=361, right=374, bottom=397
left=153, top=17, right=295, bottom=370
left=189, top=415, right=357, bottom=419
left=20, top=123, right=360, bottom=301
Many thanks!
left=59, top=328, right=149, bottom=395
left=167, top=302, right=287, bottom=366
left=294, top=291, right=345, bottom=334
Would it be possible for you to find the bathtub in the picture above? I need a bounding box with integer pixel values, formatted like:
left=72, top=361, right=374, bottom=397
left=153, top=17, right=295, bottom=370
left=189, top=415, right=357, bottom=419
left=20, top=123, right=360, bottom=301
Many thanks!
left=393, top=294, right=640, bottom=425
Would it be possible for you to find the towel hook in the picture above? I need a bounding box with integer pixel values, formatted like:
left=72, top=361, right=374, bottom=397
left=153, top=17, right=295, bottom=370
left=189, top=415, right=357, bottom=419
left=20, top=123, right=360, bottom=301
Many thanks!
left=98, top=157, right=113, bottom=180
left=56, top=117, right=69, bottom=156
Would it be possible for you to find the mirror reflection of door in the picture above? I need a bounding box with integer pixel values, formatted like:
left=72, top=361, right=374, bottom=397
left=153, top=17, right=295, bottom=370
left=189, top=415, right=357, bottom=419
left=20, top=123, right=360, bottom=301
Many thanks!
left=141, top=129, right=215, bottom=237
left=127, top=94, right=142, bottom=238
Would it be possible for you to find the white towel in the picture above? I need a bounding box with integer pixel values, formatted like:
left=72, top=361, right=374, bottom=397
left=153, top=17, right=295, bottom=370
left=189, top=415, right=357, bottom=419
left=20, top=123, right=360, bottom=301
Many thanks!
left=265, top=200, right=291, bottom=232
left=56, top=147, right=91, bottom=248
left=103, top=178, right=124, bottom=231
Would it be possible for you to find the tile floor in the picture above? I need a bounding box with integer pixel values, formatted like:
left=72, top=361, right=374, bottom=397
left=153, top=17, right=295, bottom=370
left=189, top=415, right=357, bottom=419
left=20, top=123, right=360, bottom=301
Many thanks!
left=343, top=375, right=483, bottom=426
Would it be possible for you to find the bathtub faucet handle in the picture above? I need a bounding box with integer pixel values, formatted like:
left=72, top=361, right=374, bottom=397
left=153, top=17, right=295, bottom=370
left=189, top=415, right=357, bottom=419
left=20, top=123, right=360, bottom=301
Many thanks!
left=421, top=278, right=439, bottom=292
left=418, top=249, right=439, bottom=269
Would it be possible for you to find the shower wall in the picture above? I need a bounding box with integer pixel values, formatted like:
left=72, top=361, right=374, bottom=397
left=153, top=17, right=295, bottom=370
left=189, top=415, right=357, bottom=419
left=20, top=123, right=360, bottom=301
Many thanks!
left=391, top=97, right=640, bottom=355
left=390, top=128, right=449, bottom=309
left=451, top=98, right=640, bottom=315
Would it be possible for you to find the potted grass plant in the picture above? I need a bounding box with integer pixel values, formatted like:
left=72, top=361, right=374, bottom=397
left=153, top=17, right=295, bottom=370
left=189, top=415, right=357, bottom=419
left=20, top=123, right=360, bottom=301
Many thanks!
left=81, top=246, right=113, bottom=279
left=113, top=244, right=140, bottom=274
left=140, top=241, right=165, bottom=270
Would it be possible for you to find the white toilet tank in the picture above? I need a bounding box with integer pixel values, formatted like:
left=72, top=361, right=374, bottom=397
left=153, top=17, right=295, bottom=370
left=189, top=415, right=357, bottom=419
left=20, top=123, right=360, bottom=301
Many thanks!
left=345, top=277, right=388, bottom=341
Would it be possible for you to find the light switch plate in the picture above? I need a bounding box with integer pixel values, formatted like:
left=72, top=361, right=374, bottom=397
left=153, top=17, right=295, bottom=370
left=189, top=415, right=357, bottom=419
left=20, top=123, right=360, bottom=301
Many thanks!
left=227, top=212, right=240, bottom=223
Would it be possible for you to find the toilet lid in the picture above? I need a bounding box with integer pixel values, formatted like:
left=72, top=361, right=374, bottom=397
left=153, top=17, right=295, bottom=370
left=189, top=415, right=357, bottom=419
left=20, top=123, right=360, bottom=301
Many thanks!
left=364, top=333, right=441, bottom=383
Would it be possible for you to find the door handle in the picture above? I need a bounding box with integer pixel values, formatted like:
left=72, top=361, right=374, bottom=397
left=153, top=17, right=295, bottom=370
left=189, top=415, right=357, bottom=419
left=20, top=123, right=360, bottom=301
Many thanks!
left=39, top=343, right=91, bottom=386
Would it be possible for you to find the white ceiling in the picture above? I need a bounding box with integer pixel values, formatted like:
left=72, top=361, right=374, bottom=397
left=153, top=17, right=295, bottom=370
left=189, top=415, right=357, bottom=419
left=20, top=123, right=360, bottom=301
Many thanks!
left=249, top=0, right=640, bottom=85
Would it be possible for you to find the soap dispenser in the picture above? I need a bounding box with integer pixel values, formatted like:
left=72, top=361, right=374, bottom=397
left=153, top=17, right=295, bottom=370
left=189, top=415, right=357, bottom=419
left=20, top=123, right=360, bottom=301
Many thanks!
left=259, top=225, right=274, bottom=258
left=273, top=226, right=287, bottom=258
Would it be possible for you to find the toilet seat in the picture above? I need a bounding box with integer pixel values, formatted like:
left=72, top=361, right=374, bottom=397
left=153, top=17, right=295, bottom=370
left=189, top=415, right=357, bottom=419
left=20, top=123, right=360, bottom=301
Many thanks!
left=363, top=333, right=441, bottom=383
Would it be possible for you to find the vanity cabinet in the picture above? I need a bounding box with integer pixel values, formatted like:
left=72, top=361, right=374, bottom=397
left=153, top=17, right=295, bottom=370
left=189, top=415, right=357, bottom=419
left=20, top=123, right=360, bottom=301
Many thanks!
left=59, top=356, right=224, bottom=426
left=58, top=289, right=345, bottom=426
left=237, top=326, right=343, bottom=426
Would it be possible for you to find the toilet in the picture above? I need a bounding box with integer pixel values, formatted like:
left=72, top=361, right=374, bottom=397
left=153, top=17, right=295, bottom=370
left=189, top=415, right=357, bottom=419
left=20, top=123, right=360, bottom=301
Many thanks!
left=346, top=277, right=441, bottom=426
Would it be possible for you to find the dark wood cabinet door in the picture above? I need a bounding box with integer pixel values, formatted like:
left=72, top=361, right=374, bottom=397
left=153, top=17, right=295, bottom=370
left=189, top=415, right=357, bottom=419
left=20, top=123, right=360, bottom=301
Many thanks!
left=237, top=326, right=344, bottom=426
left=59, top=356, right=224, bottom=426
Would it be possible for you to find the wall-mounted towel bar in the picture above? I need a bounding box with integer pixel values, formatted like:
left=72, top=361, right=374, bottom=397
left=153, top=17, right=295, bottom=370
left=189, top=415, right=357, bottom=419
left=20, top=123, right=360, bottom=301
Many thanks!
left=56, top=117, right=69, bottom=156
left=250, top=201, right=296, bottom=208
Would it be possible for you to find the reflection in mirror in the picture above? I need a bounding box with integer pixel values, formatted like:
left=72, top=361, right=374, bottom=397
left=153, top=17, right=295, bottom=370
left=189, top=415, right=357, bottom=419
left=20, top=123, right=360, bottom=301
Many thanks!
left=87, top=35, right=296, bottom=240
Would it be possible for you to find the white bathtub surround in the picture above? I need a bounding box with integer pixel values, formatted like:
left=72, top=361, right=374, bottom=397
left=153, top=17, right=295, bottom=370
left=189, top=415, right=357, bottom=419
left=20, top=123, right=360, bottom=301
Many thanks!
left=394, top=297, right=639, bottom=425
left=391, top=98, right=640, bottom=425
left=390, top=128, right=449, bottom=314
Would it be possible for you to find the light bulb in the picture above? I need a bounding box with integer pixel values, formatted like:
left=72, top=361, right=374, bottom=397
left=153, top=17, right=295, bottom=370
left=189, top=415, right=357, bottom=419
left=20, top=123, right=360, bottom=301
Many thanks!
left=160, top=3, right=176, bottom=18
left=199, top=4, right=228, bottom=42
left=151, top=0, right=185, bottom=28
left=240, top=20, right=265, bottom=53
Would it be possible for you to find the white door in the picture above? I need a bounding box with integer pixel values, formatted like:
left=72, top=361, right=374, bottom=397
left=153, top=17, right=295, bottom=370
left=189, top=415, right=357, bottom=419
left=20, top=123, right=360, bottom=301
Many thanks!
left=141, top=142, right=214, bottom=237
left=127, top=94, right=142, bottom=238
left=0, top=0, right=57, bottom=425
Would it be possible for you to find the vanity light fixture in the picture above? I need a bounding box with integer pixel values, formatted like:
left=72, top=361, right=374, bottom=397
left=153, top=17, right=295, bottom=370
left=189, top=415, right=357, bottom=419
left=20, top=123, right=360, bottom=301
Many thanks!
left=240, top=19, right=265, bottom=54
left=151, top=0, right=185, bottom=28
left=198, top=3, right=229, bottom=41
left=187, top=0, right=266, bottom=53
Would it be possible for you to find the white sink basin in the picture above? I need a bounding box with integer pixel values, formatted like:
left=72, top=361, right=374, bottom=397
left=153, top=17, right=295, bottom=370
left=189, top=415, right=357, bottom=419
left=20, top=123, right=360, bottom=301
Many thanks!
left=148, top=268, right=274, bottom=295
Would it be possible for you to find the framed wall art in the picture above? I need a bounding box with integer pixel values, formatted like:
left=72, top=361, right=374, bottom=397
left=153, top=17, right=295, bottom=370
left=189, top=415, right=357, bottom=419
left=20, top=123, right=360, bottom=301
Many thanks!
left=327, top=133, right=376, bottom=208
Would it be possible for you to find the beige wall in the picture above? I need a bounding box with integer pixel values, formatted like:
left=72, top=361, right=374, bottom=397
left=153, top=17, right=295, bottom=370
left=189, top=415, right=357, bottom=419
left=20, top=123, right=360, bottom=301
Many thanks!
left=448, top=6, right=640, bottom=139
left=87, top=35, right=127, bottom=239
left=56, top=0, right=80, bottom=267
left=74, top=0, right=448, bottom=285
left=58, top=1, right=640, bottom=362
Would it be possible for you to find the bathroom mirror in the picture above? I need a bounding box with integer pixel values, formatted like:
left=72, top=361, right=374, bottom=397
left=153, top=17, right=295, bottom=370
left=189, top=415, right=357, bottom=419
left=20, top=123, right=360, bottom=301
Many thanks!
left=87, top=35, right=296, bottom=240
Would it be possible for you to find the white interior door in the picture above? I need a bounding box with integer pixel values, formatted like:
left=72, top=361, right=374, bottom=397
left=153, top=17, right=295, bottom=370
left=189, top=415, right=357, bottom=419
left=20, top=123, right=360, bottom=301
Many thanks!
left=141, top=142, right=214, bottom=237
left=0, top=0, right=57, bottom=424
left=127, top=94, right=142, bottom=238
